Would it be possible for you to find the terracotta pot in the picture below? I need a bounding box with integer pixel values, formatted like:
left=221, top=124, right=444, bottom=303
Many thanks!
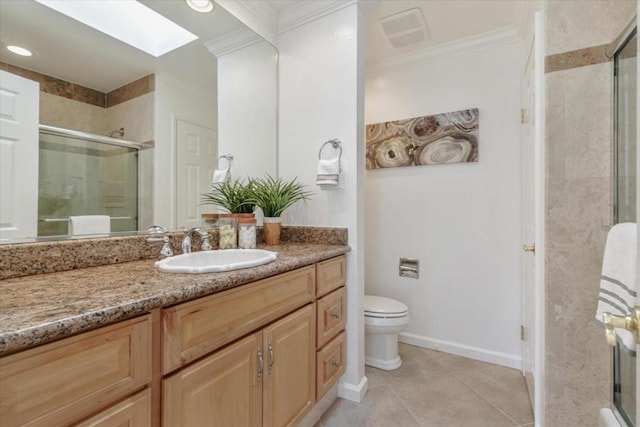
left=263, top=217, right=282, bottom=245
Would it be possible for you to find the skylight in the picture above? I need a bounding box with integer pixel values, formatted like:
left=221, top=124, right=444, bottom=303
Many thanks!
left=35, top=0, right=198, bottom=57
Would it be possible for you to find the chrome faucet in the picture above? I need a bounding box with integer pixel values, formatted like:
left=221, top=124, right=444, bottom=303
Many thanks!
left=146, top=225, right=174, bottom=257
left=182, top=227, right=212, bottom=253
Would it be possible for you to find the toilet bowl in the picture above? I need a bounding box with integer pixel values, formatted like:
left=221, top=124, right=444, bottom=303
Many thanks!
left=364, top=295, right=410, bottom=371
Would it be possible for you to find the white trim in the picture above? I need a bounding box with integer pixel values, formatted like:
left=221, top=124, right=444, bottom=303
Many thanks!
left=277, top=0, right=357, bottom=34
left=338, top=375, right=368, bottom=403
left=533, top=11, right=546, bottom=427
left=204, top=27, right=263, bottom=57
left=214, top=0, right=278, bottom=46
left=399, top=332, right=522, bottom=370
left=367, top=25, right=521, bottom=77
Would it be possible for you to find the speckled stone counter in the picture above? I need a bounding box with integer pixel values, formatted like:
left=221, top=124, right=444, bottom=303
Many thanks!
left=0, top=243, right=349, bottom=356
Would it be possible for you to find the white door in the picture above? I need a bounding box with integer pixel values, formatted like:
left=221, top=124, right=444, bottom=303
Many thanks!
left=521, top=41, right=535, bottom=410
left=175, top=119, right=217, bottom=230
left=0, top=70, right=39, bottom=241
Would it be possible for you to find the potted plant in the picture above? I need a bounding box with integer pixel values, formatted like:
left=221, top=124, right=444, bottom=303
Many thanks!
left=201, top=179, right=257, bottom=215
left=249, top=175, right=312, bottom=245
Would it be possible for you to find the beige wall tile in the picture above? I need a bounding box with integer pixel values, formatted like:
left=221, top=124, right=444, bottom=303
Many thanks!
left=106, top=92, right=154, bottom=143
left=544, top=2, right=627, bottom=425
left=546, top=0, right=636, bottom=56
left=40, top=92, right=107, bottom=135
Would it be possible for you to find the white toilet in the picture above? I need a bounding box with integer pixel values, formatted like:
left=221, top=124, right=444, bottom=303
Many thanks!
left=364, top=295, right=410, bottom=371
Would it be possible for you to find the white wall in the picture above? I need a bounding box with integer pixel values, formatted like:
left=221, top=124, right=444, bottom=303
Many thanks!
left=365, top=41, right=524, bottom=368
left=154, top=71, right=217, bottom=229
left=217, top=41, right=278, bottom=181
left=278, top=3, right=367, bottom=401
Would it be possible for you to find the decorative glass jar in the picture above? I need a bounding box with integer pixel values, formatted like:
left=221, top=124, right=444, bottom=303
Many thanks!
left=218, top=214, right=237, bottom=249
left=238, top=217, right=257, bottom=249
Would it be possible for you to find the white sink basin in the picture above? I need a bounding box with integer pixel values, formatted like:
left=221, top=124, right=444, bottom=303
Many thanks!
left=155, top=249, right=277, bottom=274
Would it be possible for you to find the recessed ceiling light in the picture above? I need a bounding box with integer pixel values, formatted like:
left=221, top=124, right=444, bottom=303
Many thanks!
left=35, top=0, right=198, bottom=57
left=7, top=45, right=33, bottom=57
left=186, top=0, right=214, bottom=13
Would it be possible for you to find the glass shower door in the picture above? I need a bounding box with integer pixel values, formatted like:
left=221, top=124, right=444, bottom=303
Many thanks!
left=612, top=27, right=637, bottom=427
left=38, top=130, right=138, bottom=236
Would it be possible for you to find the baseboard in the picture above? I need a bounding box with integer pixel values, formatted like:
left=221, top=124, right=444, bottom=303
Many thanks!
left=298, top=383, right=339, bottom=427
left=399, top=332, right=522, bottom=370
left=338, top=375, right=369, bottom=403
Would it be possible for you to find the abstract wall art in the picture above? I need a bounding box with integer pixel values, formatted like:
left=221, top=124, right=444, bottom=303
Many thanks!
left=365, top=108, right=479, bottom=169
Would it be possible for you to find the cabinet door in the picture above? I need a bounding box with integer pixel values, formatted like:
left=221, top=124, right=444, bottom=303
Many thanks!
left=0, top=315, right=151, bottom=427
left=163, top=332, right=263, bottom=427
left=263, top=305, right=315, bottom=427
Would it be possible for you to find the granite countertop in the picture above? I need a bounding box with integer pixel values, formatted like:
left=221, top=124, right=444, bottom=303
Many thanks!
left=0, top=243, right=349, bottom=356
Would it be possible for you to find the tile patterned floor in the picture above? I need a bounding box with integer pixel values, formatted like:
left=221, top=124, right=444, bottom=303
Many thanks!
left=316, top=343, right=534, bottom=427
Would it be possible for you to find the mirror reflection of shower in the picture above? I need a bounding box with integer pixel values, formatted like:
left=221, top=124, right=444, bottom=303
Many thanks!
left=37, top=126, right=140, bottom=237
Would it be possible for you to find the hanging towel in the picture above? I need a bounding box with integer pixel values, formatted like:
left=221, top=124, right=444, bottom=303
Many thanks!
left=69, top=215, right=111, bottom=236
left=211, top=169, right=230, bottom=185
left=316, top=157, right=343, bottom=189
left=595, top=222, right=637, bottom=351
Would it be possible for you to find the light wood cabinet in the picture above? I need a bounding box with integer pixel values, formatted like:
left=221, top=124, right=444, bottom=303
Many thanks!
left=163, top=305, right=315, bottom=427
left=1, top=256, right=347, bottom=427
left=163, top=332, right=263, bottom=427
left=163, top=266, right=315, bottom=374
left=316, top=287, right=346, bottom=348
left=0, top=315, right=151, bottom=427
left=74, top=388, right=151, bottom=427
left=316, top=332, right=346, bottom=399
left=263, top=305, right=315, bottom=427
left=314, top=256, right=346, bottom=400
left=316, top=256, right=345, bottom=298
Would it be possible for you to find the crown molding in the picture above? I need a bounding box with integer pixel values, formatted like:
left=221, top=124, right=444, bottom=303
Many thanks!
left=367, top=25, right=521, bottom=78
left=277, top=0, right=357, bottom=34
left=204, top=27, right=263, bottom=57
left=214, top=0, right=279, bottom=46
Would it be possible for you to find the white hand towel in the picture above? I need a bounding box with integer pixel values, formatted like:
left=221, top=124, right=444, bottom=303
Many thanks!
left=317, top=157, right=343, bottom=189
left=212, top=169, right=230, bottom=185
left=69, top=215, right=111, bottom=236
left=595, top=222, right=637, bottom=350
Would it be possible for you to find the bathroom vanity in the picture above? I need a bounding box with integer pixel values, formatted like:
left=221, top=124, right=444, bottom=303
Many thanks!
left=0, top=235, right=348, bottom=427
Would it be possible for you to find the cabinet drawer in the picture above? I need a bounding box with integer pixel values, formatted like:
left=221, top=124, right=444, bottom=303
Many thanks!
left=316, top=287, right=346, bottom=348
left=316, top=332, right=345, bottom=400
left=74, top=388, right=151, bottom=427
left=0, top=315, right=151, bottom=427
left=316, top=256, right=346, bottom=297
left=163, top=266, right=315, bottom=374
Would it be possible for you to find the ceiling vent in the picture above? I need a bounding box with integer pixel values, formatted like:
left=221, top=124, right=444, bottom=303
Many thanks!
left=378, top=8, right=429, bottom=49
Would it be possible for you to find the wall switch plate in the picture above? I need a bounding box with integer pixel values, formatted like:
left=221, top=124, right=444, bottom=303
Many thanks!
left=399, top=258, right=419, bottom=279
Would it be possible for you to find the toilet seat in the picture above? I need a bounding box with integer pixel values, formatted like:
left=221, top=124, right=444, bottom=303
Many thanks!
left=364, top=295, right=408, bottom=318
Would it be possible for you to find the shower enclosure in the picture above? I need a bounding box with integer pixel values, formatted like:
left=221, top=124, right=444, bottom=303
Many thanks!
left=611, top=25, right=637, bottom=427
left=37, top=126, right=140, bottom=237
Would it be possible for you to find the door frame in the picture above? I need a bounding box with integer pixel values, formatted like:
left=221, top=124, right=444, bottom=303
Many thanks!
left=533, top=11, right=546, bottom=426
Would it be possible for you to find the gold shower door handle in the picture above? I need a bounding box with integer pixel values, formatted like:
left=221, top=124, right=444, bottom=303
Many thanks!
left=603, top=307, right=640, bottom=346
left=522, top=244, right=535, bottom=253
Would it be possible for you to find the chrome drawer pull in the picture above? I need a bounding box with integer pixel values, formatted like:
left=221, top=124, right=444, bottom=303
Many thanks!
left=331, top=360, right=340, bottom=368
left=257, top=347, right=263, bottom=381
left=331, top=312, right=341, bottom=319
left=268, top=343, right=275, bottom=374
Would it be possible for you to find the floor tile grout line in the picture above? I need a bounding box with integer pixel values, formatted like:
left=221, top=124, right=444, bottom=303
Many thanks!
left=455, top=376, right=522, bottom=426
left=385, top=376, right=429, bottom=426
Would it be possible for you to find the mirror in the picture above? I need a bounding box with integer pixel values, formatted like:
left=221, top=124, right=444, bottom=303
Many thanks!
left=0, top=0, right=278, bottom=243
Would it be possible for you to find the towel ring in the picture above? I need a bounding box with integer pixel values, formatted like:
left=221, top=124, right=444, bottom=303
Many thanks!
left=218, top=154, right=233, bottom=171
left=318, top=139, right=342, bottom=160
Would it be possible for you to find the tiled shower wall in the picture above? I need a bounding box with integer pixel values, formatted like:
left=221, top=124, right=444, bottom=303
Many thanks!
left=544, top=1, right=636, bottom=426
